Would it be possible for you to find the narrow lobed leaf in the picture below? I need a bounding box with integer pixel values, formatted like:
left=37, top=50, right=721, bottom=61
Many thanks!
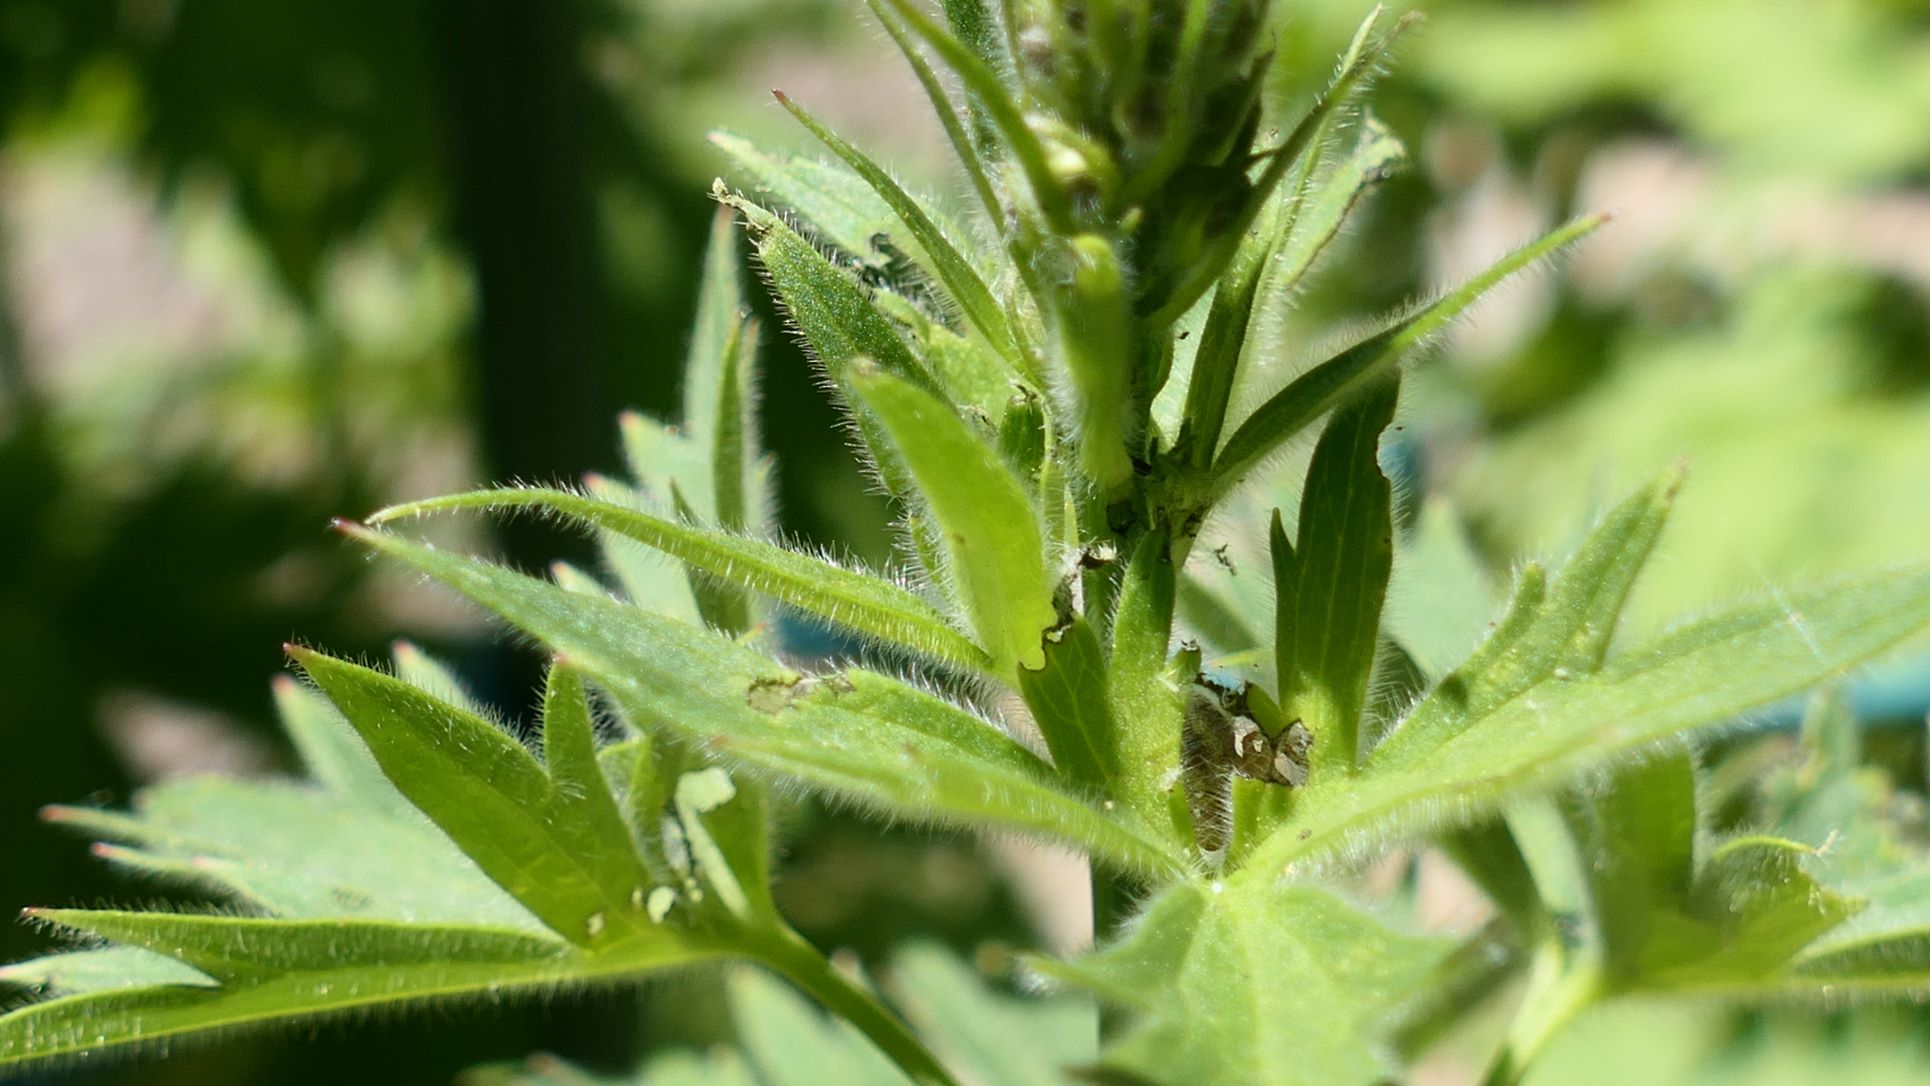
left=1243, top=561, right=1930, bottom=881
left=1370, top=466, right=1681, bottom=769
left=873, top=0, right=1071, bottom=232
left=776, top=91, right=1025, bottom=377
left=1016, top=615, right=1123, bottom=793
left=0, top=915, right=714, bottom=1071
left=1275, top=374, right=1401, bottom=775
left=342, top=524, right=1185, bottom=877
left=369, top=488, right=993, bottom=675
left=292, top=649, right=654, bottom=947
left=852, top=368, right=1058, bottom=676
left=685, top=204, right=749, bottom=456
left=1035, top=876, right=1453, bottom=1086
left=1110, top=531, right=1185, bottom=833
left=1211, top=214, right=1609, bottom=498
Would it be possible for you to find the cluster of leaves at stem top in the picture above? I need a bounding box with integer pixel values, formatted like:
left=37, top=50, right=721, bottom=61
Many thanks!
left=7, top=3, right=1930, bottom=1085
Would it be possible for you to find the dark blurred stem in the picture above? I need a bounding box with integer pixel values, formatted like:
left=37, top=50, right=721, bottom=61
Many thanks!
left=435, top=0, right=631, bottom=1061
left=0, top=211, right=38, bottom=422
left=1090, top=866, right=1132, bottom=1041
left=438, top=0, right=617, bottom=571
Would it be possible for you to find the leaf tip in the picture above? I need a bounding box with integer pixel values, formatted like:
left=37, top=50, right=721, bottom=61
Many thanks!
left=1659, top=459, right=1690, bottom=501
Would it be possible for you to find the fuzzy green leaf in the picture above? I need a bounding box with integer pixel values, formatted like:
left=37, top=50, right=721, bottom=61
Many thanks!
left=710, top=133, right=927, bottom=273
left=370, top=487, right=993, bottom=674
left=1274, top=375, right=1400, bottom=774
left=344, top=525, right=1184, bottom=877
left=1371, top=468, right=1681, bottom=768
left=1038, top=878, right=1452, bottom=1086
left=0, top=948, right=213, bottom=998
left=1211, top=214, right=1609, bottom=497
left=1242, top=561, right=1930, bottom=880
left=873, top=0, right=1070, bottom=231
left=729, top=198, right=934, bottom=393
left=1145, top=11, right=1417, bottom=327
left=0, top=915, right=711, bottom=1070
left=1049, top=234, right=1137, bottom=491
left=1640, top=837, right=1860, bottom=992
left=1016, top=615, right=1122, bottom=792
left=853, top=368, right=1058, bottom=675
left=1179, top=107, right=1406, bottom=464
left=859, top=0, right=1004, bottom=235
left=722, top=193, right=937, bottom=504
left=391, top=639, right=492, bottom=720
left=1762, top=689, right=1930, bottom=996
left=685, top=205, right=748, bottom=458
left=775, top=92, right=1021, bottom=372
left=270, top=673, right=416, bottom=821
left=1110, top=531, right=1184, bottom=829
left=293, top=650, right=655, bottom=947
left=41, top=707, right=543, bottom=932
left=1261, top=119, right=1408, bottom=324
left=706, top=317, right=760, bottom=535
left=1558, top=748, right=1700, bottom=980
left=25, top=911, right=566, bottom=986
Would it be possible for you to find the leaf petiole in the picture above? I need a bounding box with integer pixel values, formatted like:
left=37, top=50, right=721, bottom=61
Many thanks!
left=747, top=925, right=961, bottom=1086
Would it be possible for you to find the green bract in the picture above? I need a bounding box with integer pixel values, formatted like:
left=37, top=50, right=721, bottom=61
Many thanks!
left=5, top=4, right=1929, bottom=1084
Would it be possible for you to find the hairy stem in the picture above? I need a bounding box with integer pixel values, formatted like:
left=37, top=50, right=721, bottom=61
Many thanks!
left=1478, top=941, right=1599, bottom=1086
left=1090, top=865, right=1135, bottom=1043
left=754, top=926, right=959, bottom=1086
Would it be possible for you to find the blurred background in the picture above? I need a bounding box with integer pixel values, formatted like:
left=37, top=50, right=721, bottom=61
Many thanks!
left=0, top=0, right=1926, bottom=1083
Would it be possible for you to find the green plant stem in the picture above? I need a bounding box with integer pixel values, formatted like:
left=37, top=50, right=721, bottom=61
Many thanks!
left=1090, top=866, right=1133, bottom=1042
left=753, top=926, right=959, bottom=1086
left=1393, top=919, right=1524, bottom=1062
left=1478, top=942, right=1599, bottom=1086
